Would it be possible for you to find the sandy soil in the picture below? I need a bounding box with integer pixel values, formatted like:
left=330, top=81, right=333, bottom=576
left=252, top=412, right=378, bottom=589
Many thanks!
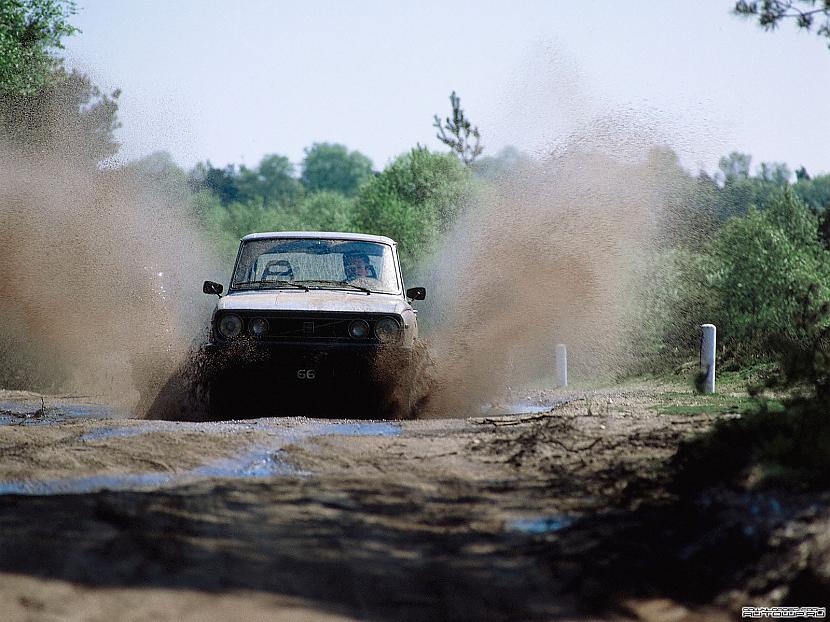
left=0, top=382, right=828, bottom=621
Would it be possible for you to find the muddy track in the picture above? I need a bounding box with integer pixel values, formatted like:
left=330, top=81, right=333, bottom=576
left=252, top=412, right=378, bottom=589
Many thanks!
left=0, top=386, right=828, bottom=621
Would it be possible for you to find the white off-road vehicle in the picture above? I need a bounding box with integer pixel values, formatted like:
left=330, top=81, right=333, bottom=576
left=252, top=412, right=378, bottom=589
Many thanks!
left=201, top=232, right=428, bottom=418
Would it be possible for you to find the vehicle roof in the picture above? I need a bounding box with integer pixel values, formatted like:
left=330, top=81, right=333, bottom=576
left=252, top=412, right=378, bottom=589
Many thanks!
left=241, top=231, right=397, bottom=246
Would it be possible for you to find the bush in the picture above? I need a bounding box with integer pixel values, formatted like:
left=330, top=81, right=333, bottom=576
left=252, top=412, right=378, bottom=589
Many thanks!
left=295, top=191, right=357, bottom=233
left=703, top=191, right=829, bottom=362
left=644, top=190, right=830, bottom=369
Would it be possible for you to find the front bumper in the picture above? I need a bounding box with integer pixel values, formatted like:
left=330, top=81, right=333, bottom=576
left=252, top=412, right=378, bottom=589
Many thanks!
left=202, top=340, right=410, bottom=386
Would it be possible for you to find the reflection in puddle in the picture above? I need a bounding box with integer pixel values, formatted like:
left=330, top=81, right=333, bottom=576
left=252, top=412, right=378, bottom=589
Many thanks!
left=509, top=515, right=576, bottom=534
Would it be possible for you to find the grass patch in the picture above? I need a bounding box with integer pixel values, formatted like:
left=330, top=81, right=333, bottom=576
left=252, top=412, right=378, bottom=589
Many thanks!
left=656, top=404, right=741, bottom=416
left=624, top=359, right=782, bottom=395
left=716, top=362, right=779, bottom=390
left=650, top=392, right=784, bottom=417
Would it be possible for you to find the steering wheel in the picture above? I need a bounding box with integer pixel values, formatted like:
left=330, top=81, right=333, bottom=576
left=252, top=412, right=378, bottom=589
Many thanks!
left=261, top=259, right=294, bottom=281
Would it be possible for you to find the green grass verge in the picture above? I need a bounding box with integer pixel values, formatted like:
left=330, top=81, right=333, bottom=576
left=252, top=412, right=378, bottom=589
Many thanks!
left=650, top=391, right=784, bottom=417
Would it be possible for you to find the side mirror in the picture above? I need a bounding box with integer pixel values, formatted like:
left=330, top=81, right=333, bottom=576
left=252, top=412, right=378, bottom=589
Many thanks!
left=406, top=287, right=426, bottom=301
left=203, top=280, right=223, bottom=297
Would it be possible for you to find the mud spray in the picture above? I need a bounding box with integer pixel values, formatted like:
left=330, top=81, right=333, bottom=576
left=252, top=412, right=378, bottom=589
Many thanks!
left=0, top=131, right=218, bottom=413
left=0, top=66, right=698, bottom=421
left=417, top=120, right=696, bottom=417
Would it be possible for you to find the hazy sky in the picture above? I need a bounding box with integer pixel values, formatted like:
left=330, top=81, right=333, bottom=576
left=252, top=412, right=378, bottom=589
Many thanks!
left=64, top=0, right=830, bottom=176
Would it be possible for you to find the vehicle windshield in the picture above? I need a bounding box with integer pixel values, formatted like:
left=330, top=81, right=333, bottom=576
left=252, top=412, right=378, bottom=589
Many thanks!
left=230, top=238, right=400, bottom=294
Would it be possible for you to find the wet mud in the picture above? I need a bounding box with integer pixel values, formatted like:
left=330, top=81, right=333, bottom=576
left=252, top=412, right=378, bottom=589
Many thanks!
left=0, top=384, right=827, bottom=621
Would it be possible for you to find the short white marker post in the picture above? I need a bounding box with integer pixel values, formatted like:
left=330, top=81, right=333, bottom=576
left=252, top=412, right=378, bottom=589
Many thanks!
left=556, top=344, right=568, bottom=388
left=700, top=324, right=716, bottom=394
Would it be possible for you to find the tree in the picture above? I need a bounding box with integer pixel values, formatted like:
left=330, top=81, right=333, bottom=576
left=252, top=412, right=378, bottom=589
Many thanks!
left=0, top=67, right=120, bottom=163
left=300, top=142, right=373, bottom=197
left=717, top=151, right=752, bottom=182
left=188, top=161, right=239, bottom=204
left=296, top=191, right=356, bottom=232
left=758, top=161, right=792, bottom=185
left=795, top=173, right=830, bottom=213
left=734, top=1, right=830, bottom=47
left=0, top=0, right=77, bottom=97
left=0, top=1, right=119, bottom=164
left=433, top=91, right=483, bottom=166
left=354, top=148, right=472, bottom=271
left=237, top=154, right=303, bottom=207
left=700, top=190, right=829, bottom=360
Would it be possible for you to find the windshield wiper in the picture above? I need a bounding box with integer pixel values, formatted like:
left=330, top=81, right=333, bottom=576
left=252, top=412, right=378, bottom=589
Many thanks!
left=233, top=280, right=309, bottom=291
left=295, top=280, right=372, bottom=294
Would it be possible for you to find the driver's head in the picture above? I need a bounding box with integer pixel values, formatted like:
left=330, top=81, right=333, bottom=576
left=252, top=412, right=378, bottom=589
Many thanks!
left=344, top=253, right=370, bottom=279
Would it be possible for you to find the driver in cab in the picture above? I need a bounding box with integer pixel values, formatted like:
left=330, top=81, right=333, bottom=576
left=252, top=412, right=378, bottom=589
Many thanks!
left=344, top=253, right=381, bottom=288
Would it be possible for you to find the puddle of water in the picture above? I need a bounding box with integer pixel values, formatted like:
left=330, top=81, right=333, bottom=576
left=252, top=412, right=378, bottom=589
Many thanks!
left=316, top=422, right=400, bottom=437
left=75, top=419, right=399, bottom=443
left=193, top=445, right=305, bottom=479
left=78, top=427, right=155, bottom=442
left=0, top=418, right=396, bottom=496
left=0, top=401, right=122, bottom=426
left=0, top=413, right=66, bottom=426
left=483, top=399, right=568, bottom=417
left=0, top=473, right=174, bottom=495
left=77, top=419, right=264, bottom=442
left=54, top=403, right=122, bottom=418
left=0, top=446, right=304, bottom=496
left=508, top=515, right=576, bottom=534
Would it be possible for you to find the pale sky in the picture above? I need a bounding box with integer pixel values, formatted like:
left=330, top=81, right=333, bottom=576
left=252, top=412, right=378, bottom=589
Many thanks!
left=63, top=0, right=830, bottom=176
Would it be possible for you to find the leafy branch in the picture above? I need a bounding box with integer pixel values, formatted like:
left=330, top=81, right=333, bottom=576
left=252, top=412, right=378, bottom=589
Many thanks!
left=734, top=1, right=830, bottom=46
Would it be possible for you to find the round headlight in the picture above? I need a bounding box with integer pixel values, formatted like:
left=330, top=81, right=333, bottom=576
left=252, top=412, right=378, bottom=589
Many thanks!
left=217, top=314, right=243, bottom=339
left=374, top=317, right=401, bottom=342
left=348, top=319, right=370, bottom=339
left=248, top=317, right=269, bottom=337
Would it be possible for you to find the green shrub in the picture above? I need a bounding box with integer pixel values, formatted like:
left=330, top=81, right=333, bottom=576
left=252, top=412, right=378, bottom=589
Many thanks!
left=703, top=191, right=829, bottom=361
left=295, top=191, right=357, bottom=233
left=643, top=190, right=830, bottom=369
left=354, top=148, right=473, bottom=272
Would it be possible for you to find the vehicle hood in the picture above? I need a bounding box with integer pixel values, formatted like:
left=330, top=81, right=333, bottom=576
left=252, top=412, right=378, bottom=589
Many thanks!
left=217, top=289, right=411, bottom=315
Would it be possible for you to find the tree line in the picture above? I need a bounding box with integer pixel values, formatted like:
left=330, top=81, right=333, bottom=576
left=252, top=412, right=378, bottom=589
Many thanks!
left=181, top=143, right=476, bottom=273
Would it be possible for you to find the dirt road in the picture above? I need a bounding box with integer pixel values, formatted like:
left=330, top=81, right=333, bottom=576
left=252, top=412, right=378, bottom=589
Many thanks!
left=0, top=385, right=827, bottom=621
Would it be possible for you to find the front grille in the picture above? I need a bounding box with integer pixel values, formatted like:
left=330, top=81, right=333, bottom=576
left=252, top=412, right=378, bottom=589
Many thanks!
left=216, top=311, right=400, bottom=344
left=265, top=315, right=352, bottom=340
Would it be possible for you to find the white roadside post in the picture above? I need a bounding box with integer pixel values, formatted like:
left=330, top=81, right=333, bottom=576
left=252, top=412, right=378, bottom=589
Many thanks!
left=556, top=344, right=568, bottom=388
left=700, top=324, right=716, bottom=394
